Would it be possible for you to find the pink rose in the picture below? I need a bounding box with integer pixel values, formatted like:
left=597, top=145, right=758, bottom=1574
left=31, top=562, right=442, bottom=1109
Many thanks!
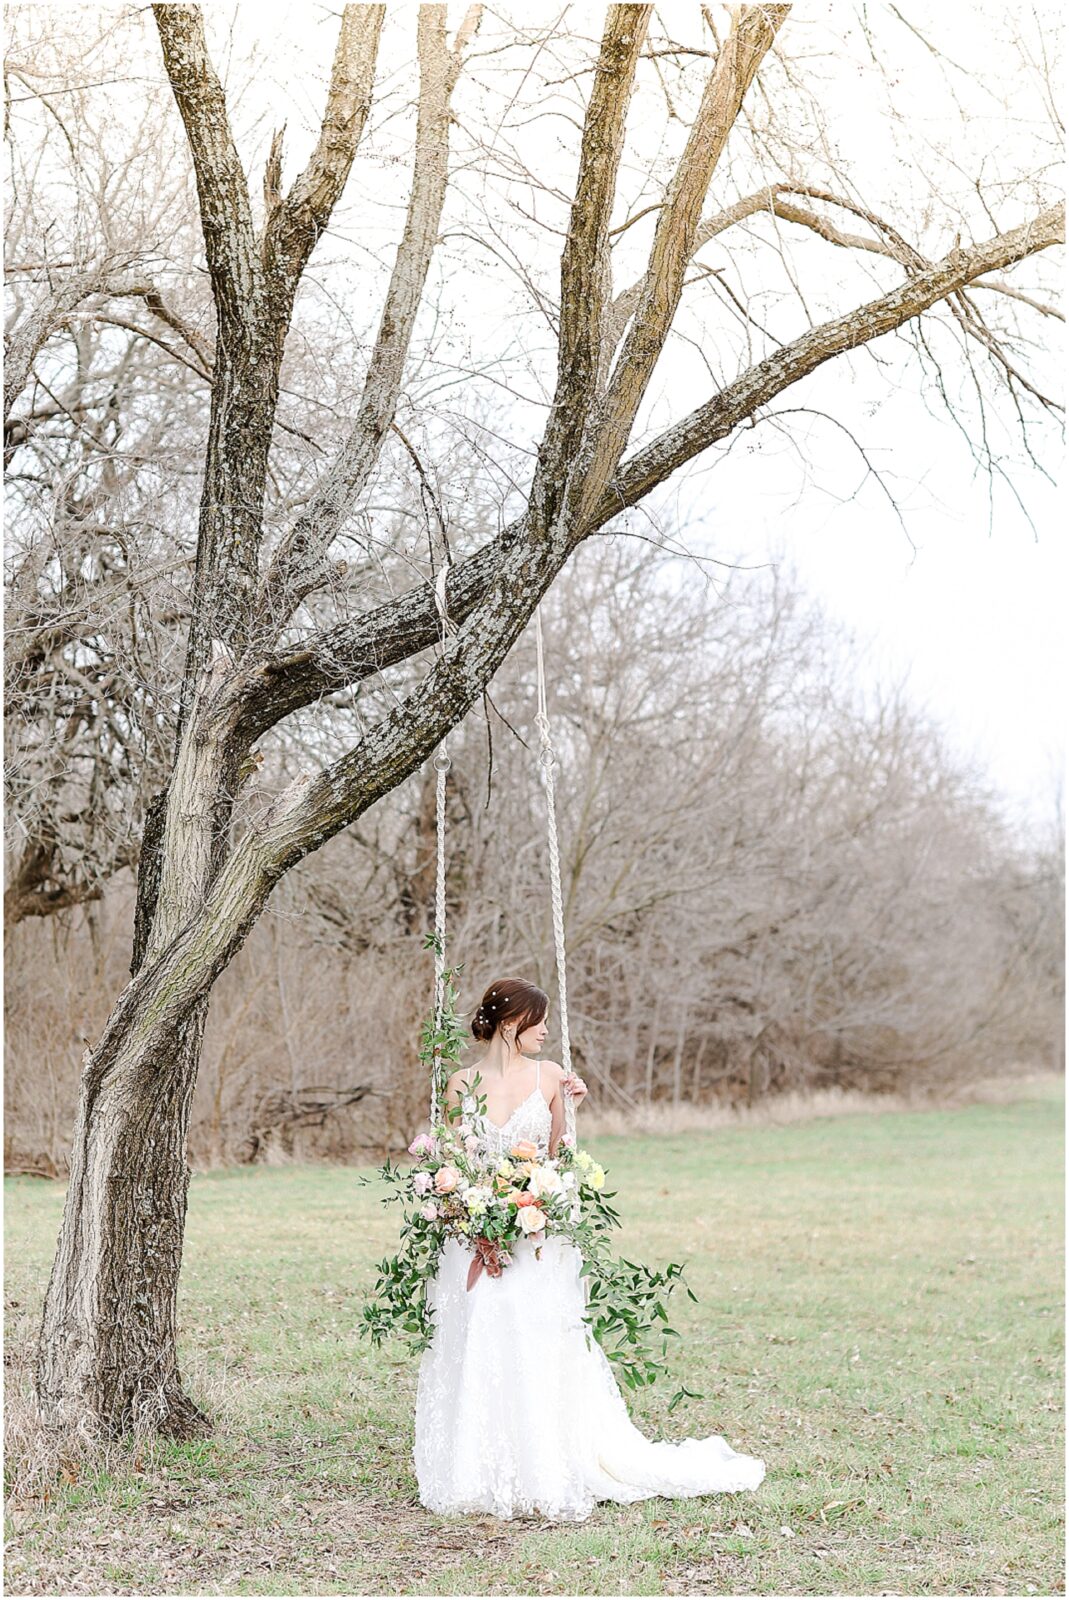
left=408, top=1133, right=436, bottom=1158
left=434, top=1164, right=460, bottom=1195
left=518, top=1205, right=547, bottom=1234
left=412, top=1171, right=432, bottom=1196
left=420, top=1202, right=439, bottom=1222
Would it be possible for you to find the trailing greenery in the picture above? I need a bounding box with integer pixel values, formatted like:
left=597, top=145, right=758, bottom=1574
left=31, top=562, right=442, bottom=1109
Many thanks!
left=416, top=936, right=470, bottom=1119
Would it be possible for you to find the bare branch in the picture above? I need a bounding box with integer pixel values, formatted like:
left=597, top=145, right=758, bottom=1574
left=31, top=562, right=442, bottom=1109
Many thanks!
left=151, top=4, right=259, bottom=339
left=578, top=4, right=790, bottom=525
left=262, top=5, right=385, bottom=288
left=597, top=204, right=1065, bottom=520
left=970, top=277, right=1065, bottom=321
left=4, top=258, right=138, bottom=425
left=256, top=4, right=478, bottom=634
left=529, top=4, right=651, bottom=531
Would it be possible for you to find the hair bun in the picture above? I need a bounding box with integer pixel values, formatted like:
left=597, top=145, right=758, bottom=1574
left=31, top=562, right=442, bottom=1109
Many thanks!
left=470, top=978, right=548, bottom=1047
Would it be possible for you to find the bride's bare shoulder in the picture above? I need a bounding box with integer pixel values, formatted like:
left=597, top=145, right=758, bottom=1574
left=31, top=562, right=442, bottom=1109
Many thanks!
left=538, top=1059, right=564, bottom=1080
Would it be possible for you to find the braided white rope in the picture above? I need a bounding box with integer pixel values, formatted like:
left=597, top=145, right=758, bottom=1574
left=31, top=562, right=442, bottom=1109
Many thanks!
left=535, top=606, right=576, bottom=1143
left=429, top=564, right=451, bottom=1129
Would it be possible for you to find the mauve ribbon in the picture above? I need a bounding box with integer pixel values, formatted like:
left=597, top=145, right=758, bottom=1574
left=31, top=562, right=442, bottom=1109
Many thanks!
left=466, top=1236, right=506, bottom=1291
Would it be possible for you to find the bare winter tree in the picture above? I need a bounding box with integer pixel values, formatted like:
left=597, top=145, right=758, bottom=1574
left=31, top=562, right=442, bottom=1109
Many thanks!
left=4, top=8, right=211, bottom=925
left=15, top=3, right=1061, bottom=1437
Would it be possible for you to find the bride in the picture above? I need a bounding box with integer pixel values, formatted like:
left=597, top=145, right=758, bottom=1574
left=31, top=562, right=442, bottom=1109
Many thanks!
left=413, top=977, right=767, bottom=1522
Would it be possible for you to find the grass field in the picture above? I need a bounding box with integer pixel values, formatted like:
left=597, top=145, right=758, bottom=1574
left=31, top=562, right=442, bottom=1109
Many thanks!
left=4, top=1082, right=1064, bottom=1596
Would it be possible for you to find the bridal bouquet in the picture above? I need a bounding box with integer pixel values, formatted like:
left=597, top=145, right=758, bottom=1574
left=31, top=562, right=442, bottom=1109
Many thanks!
left=403, top=1107, right=608, bottom=1288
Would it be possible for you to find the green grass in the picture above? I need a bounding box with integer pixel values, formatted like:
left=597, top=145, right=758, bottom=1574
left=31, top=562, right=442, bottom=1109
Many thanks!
left=4, top=1082, right=1064, bottom=1595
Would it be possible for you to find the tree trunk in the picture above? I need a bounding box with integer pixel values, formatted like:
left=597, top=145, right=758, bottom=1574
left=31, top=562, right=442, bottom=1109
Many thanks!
left=36, top=1002, right=210, bottom=1436
left=37, top=650, right=243, bottom=1433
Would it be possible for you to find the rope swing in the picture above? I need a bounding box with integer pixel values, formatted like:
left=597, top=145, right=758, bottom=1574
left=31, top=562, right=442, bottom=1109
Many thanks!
left=535, top=605, right=577, bottom=1143
left=429, top=564, right=451, bottom=1130
left=426, top=595, right=576, bottom=1142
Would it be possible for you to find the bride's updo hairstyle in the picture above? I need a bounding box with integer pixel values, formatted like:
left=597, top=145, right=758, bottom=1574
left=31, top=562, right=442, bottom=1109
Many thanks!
left=471, top=978, right=548, bottom=1045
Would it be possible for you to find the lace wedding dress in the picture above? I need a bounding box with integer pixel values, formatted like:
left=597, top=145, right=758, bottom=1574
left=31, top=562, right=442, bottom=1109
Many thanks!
left=413, top=1063, right=766, bottom=1522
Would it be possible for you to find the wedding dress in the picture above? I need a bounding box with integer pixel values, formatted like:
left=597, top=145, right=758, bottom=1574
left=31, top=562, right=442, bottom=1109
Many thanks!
left=413, top=1062, right=767, bottom=1522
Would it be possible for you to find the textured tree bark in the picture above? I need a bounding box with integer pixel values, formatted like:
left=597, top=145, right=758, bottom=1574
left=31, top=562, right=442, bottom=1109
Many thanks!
left=36, top=1001, right=210, bottom=1436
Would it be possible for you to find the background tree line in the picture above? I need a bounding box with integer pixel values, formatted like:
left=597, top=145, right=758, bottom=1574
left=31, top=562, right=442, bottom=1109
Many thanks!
left=7, top=534, right=1062, bottom=1174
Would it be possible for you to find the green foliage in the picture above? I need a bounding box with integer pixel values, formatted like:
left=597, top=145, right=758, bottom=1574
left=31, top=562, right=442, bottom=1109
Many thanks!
left=417, top=935, right=469, bottom=1118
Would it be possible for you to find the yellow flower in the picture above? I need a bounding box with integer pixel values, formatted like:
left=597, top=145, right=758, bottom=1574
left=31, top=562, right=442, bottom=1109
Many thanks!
left=588, top=1164, right=605, bottom=1191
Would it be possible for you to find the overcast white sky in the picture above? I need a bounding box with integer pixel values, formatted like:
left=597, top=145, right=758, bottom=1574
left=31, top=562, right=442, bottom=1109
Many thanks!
left=676, top=351, right=1065, bottom=841
left=726, top=483, right=1063, bottom=841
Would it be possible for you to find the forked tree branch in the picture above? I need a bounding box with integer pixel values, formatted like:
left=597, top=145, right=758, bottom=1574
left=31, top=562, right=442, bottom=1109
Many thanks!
left=255, top=4, right=480, bottom=635
left=261, top=5, right=385, bottom=296
left=594, top=202, right=1065, bottom=517
left=153, top=3, right=384, bottom=676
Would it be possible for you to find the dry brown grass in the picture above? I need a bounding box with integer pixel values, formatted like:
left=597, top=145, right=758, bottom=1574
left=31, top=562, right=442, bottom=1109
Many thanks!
left=576, top=1066, right=1059, bottom=1139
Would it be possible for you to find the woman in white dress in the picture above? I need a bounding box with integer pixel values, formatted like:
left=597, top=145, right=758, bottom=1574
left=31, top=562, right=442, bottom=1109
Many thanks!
left=413, top=978, right=767, bottom=1522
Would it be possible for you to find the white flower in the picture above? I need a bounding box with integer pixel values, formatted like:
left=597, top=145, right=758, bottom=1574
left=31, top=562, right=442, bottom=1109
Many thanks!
left=518, top=1205, right=547, bottom=1234
left=461, top=1183, right=493, bottom=1216
left=527, top=1164, right=563, bottom=1200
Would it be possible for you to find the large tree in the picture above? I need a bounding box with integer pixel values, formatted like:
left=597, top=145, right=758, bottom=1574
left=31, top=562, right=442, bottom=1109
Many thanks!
left=13, top=3, right=1061, bottom=1436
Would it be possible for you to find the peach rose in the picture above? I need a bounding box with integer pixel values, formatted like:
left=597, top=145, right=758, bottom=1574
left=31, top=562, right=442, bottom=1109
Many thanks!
left=510, top=1140, right=538, bottom=1161
left=433, top=1164, right=460, bottom=1195
left=518, top=1205, right=547, bottom=1234
left=511, top=1191, right=538, bottom=1208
